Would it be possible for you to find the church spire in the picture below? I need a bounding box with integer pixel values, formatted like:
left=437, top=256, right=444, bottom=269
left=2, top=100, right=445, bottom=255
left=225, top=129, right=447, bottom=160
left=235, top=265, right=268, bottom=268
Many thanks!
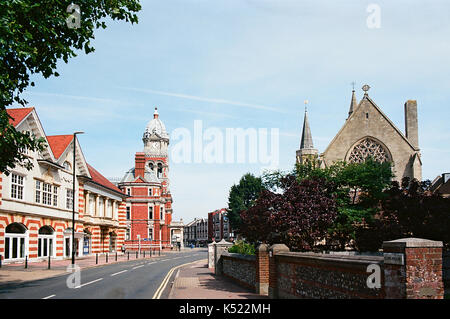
left=300, top=106, right=314, bottom=149
left=348, top=89, right=358, bottom=118
left=296, top=101, right=318, bottom=165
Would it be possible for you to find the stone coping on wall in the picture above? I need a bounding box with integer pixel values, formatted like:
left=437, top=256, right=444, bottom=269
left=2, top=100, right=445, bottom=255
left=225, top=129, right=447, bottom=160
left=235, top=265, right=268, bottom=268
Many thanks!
left=383, top=237, right=443, bottom=249
left=222, top=252, right=256, bottom=262
left=275, top=251, right=384, bottom=268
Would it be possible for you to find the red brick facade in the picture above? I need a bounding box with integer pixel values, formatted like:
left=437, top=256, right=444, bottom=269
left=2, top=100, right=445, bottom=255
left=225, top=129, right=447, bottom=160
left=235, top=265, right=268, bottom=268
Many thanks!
left=119, top=108, right=174, bottom=250
left=0, top=107, right=127, bottom=263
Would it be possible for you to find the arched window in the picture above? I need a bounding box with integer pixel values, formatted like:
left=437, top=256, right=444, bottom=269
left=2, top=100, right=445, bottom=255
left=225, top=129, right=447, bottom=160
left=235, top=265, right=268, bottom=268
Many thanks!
left=149, top=162, right=154, bottom=171
left=347, top=137, right=391, bottom=164
left=6, top=223, right=27, bottom=234
left=38, top=226, right=55, bottom=257
left=4, top=223, right=27, bottom=260
left=157, top=163, right=163, bottom=179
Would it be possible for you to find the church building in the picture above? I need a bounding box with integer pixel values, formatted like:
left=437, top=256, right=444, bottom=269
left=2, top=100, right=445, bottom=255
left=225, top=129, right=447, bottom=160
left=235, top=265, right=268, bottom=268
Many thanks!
left=118, top=108, right=174, bottom=250
left=296, top=85, right=422, bottom=182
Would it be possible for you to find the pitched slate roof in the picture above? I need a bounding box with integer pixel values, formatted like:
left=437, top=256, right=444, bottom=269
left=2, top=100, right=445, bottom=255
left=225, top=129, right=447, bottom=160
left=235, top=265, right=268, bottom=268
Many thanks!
left=46, top=135, right=74, bottom=159
left=87, top=163, right=123, bottom=194
left=6, top=107, right=34, bottom=127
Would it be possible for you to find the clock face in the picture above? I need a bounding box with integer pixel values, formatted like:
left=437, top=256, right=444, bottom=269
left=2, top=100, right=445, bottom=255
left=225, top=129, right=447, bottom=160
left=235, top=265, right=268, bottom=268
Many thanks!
left=152, top=142, right=159, bottom=150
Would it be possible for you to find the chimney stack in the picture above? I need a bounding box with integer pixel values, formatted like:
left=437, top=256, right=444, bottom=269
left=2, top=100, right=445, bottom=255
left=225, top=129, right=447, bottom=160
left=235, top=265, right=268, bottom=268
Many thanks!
left=135, top=152, right=146, bottom=178
left=404, top=100, right=419, bottom=149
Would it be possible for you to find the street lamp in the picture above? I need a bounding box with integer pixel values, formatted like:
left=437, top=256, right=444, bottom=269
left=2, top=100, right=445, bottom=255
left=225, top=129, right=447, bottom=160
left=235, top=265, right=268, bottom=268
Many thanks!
left=72, top=131, right=84, bottom=265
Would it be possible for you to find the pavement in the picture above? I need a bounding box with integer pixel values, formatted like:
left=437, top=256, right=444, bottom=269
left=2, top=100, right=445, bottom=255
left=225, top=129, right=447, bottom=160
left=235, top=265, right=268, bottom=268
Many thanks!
left=0, top=248, right=189, bottom=286
left=168, top=259, right=267, bottom=299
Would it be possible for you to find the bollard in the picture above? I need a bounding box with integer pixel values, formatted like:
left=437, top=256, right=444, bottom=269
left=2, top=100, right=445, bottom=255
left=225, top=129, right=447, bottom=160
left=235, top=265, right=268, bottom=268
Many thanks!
left=48, top=255, right=51, bottom=269
left=159, top=248, right=160, bottom=256
left=106, top=253, right=108, bottom=263
left=0, top=255, right=2, bottom=268
left=128, top=252, right=129, bottom=260
left=136, top=251, right=138, bottom=259
left=115, top=252, right=117, bottom=262
left=25, top=256, right=28, bottom=269
left=144, top=250, right=146, bottom=258
left=96, top=253, right=98, bottom=264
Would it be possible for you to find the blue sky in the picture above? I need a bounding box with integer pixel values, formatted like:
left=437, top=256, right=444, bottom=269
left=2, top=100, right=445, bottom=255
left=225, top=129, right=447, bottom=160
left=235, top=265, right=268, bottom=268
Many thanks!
left=18, top=0, right=450, bottom=223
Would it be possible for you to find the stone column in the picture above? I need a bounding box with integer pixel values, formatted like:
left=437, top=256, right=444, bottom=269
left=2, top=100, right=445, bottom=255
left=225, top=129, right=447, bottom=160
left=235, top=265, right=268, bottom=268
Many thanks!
left=214, top=239, right=233, bottom=275
left=255, top=243, right=270, bottom=296
left=268, top=244, right=290, bottom=299
left=383, top=238, right=444, bottom=299
left=208, top=242, right=215, bottom=269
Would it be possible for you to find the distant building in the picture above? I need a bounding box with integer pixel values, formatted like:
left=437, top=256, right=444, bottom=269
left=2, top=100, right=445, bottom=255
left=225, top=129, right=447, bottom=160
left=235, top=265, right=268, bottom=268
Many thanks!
left=184, top=218, right=207, bottom=247
left=430, top=173, right=450, bottom=198
left=208, top=208, right=234, bottom=243
left=169, top=219, right=184, bottom=248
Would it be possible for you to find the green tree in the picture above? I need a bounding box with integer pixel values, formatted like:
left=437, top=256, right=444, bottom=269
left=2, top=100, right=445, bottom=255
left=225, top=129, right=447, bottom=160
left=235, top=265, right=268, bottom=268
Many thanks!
left=227, top=173, right=264, bottom=232
left=0, top=0, right=141, bottom=174
left=285, top=159, right=393, bottom=250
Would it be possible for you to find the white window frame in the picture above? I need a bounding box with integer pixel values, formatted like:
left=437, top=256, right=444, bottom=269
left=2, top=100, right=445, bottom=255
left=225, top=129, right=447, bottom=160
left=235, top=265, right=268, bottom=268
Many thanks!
left=38, top=234, right=55, bottom=258
left=148, top=206, right=153, bottom=220
left=11, top=173, right=24, bottom=200
left=126, top=206, right=131, bottom=220
left=148, top=227, right=153, bottom=240
left=66, top=188, right=74, bottom=210
left=35, top=180, right=41, bottom=203
left=4, top=226, right=28, bottom=261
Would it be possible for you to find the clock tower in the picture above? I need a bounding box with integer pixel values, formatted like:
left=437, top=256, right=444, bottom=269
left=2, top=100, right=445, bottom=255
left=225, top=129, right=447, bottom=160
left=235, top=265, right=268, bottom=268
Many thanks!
left=119, top=107, right=174, bottom=250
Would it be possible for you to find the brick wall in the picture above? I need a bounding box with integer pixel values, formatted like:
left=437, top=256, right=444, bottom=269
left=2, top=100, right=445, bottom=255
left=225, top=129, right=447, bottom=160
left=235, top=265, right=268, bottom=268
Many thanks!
left=443, top=252, right=450, bottom=298
left=273, top=252, right=384, bottom=299
left=215, top=238, right=445, bottom=299
left=222, top=252, right=256, bottom=290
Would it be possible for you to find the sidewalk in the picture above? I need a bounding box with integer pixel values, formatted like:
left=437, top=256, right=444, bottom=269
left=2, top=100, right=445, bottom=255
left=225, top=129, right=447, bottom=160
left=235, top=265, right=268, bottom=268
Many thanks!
left=0, top=249, right=176, bottom=285
left=168, top=259, right=266, bottom=299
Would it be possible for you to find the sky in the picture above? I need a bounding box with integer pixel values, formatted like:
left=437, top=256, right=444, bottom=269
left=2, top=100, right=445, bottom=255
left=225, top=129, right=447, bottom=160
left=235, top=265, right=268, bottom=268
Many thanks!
left=16, top=0, right=450, bottom=223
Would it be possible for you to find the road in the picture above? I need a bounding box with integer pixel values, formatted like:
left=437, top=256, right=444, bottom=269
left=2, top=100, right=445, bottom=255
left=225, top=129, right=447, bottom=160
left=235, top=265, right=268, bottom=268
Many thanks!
left=0, top=249, right=207, bottom=299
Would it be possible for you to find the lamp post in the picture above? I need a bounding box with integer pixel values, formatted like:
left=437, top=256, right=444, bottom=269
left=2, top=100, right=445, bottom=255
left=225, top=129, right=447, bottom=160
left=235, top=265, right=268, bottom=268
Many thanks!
left=72, top=131, right=84, bottom=265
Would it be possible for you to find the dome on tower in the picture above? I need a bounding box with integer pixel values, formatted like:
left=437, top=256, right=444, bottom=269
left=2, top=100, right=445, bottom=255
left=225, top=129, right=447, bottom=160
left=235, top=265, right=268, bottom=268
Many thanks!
left=144, top=107, right=169, bottom=139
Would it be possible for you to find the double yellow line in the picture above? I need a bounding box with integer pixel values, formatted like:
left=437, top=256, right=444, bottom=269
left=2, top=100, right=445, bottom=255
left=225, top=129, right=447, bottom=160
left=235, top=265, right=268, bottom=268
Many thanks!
left=152, top=260, right=200, bottom=299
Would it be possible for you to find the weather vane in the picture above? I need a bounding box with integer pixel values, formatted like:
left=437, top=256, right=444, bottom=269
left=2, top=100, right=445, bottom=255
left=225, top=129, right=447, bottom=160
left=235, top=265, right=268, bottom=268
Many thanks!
left=304, top=99, right=309, bottom=112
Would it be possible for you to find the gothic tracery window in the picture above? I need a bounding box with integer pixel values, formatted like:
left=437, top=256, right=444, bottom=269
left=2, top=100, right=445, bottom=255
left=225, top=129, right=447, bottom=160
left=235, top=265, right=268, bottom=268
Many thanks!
left=348, top=137, right=391, bottom=163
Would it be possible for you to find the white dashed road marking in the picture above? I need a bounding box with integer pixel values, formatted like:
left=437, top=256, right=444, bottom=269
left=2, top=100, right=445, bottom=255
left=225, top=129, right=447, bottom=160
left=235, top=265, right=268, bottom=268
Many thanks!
left=75, top=278, right=103, bottom=289
left=132, top=265, right=145, bottom=270
left=111, top=270, right=128, bottom=277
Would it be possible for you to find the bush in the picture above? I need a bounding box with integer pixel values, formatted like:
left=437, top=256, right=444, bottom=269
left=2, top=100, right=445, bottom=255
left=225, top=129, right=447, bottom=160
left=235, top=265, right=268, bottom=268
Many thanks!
left=227, top=241, right=255, bottom=255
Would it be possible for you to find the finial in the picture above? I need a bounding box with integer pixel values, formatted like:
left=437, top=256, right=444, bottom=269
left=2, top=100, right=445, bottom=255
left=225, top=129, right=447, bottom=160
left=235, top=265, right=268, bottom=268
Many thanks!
left=362, top=84, right=370, bottom=95
left=304, top=99, right=309, bottom=112
left=351, top=81, right=356, bottom=91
